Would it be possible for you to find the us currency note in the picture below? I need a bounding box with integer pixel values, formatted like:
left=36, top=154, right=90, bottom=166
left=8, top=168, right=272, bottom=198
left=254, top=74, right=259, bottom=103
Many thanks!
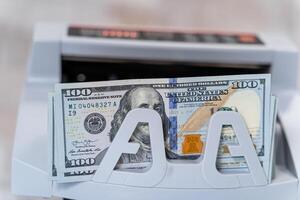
left=52, top=74, right=272, bottom=182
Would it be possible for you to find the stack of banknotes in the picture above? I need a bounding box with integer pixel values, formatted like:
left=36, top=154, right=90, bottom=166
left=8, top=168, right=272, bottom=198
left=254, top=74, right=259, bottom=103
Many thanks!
left=48, top=74, right=278, bottom=183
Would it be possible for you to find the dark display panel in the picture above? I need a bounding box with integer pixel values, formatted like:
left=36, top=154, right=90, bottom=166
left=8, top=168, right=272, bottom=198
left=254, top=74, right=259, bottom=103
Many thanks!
left=68, top=26, right=263, bottom=45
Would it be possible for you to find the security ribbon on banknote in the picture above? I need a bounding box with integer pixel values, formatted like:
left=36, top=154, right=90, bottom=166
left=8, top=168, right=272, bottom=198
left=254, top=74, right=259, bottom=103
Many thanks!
left=50, top=74, right=274, bottom=182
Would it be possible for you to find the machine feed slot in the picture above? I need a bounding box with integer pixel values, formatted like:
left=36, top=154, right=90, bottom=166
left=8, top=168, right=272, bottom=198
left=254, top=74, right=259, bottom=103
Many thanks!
left=61, top=56, right=270, bottom=83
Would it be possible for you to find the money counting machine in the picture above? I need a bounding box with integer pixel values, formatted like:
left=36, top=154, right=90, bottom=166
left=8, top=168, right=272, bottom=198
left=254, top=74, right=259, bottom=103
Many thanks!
left=12, top=23, right=300, bottom=200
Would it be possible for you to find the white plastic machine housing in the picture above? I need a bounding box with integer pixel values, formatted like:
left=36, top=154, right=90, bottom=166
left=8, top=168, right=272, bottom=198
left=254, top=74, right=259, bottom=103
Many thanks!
left=12, top=23, right=300, bottom=199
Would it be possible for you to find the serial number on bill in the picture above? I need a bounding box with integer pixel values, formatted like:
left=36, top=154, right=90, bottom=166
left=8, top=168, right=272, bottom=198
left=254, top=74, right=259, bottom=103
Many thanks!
left=68, top=101, right=117, bottom=110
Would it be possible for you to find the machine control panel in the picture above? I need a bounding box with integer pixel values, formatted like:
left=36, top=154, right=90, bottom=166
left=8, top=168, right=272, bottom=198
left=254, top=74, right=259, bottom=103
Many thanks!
left=68, top=25, right=263, bottom=45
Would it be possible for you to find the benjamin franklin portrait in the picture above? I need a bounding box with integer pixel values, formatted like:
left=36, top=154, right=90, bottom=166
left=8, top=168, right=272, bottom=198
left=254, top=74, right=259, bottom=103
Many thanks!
left=95, top=86, right=177, bottom=170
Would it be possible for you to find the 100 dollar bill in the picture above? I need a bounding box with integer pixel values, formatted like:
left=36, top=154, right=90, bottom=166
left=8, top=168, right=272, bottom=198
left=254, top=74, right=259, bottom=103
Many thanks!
left=52, top=74, right=271, bottom=182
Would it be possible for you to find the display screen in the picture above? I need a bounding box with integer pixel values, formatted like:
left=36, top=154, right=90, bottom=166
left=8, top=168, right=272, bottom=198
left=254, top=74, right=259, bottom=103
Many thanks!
left=68, top=26, right=263, bottom=45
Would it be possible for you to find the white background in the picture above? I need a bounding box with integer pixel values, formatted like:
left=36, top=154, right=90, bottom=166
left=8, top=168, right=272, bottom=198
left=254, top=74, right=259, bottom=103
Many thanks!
left=0, top=0, right=299, bottom=199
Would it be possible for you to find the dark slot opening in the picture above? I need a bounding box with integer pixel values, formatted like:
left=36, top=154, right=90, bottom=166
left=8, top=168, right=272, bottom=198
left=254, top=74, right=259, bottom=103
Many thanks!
left=61, top=56, right=270, bottom=83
